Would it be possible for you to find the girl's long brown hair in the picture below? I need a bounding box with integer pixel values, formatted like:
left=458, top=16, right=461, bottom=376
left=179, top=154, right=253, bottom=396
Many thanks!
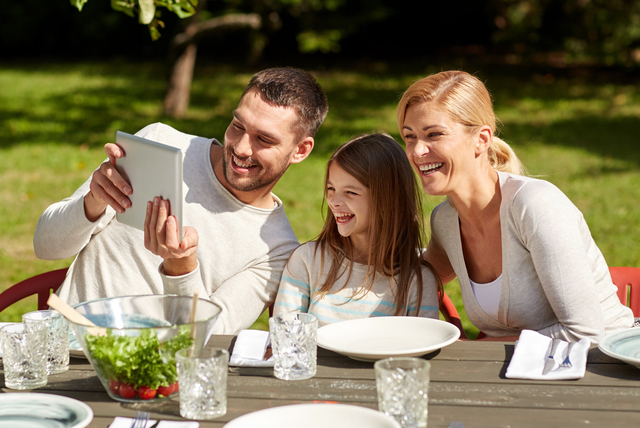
left=315, top=133, right=441, bottom=316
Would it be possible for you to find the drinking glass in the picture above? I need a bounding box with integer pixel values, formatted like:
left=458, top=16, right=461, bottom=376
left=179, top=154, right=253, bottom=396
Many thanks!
left=269, top=313, right=317, bottom=380
left=176, top=347, right=229, bottom=420
left=1, top=323, right=48, bottom=389
left=375, top=357, right=431, bottom=428
left=23, top=310, right=70, bottom=375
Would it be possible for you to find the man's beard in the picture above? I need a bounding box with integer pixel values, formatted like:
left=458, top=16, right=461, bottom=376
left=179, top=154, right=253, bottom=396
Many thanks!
left=221, top=145, right=292, bottom=193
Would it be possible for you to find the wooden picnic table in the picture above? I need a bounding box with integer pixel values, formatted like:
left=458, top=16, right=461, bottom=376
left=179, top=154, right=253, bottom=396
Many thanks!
left=2, top=334, right=640, bottom=427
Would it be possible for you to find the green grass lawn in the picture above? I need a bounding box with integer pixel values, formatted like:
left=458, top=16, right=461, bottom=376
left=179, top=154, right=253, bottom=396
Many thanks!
left=2, top=61, right=639, bottom=338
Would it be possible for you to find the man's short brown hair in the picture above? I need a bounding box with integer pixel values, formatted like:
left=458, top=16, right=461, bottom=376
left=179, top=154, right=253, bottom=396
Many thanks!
left=242, top=67, right=329, bottom=138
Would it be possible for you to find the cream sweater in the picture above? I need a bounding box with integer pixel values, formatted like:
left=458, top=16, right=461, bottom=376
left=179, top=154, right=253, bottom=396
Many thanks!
left=34, top=123, right=299, bottom=334
left=431, top=171, right=634, bottom=342
left=274, top=242, right=439, bottom=326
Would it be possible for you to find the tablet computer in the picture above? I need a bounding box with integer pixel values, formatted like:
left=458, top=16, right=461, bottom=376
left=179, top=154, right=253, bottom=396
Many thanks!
left=114, top=130, right=184, bottom=240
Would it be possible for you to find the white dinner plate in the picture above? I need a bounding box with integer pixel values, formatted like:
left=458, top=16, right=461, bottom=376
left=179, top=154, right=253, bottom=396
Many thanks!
left=317, top=316, right=460, bottom=361
left=598, top=327, right=640, bottom=369
left=0, top=393, right=93, bottom=427
left=225, top=403, right=400, bottom=428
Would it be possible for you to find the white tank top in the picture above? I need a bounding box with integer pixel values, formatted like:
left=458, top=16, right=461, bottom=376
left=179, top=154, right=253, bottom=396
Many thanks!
left=469, top=274, right=503, bottom=320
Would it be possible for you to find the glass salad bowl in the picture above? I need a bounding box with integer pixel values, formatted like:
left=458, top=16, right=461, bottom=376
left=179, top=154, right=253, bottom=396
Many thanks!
left=68, top=295, right=221, bottom=403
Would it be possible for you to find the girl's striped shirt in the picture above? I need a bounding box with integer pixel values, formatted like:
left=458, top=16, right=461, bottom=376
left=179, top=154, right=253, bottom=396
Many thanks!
left=274, top=242, right=439, bottom=326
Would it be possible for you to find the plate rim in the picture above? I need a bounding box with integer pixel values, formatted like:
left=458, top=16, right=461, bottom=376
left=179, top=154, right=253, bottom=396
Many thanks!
left=317, top=316, right=460, bottom=360
left=0, top=392, right=93, bottom=428
left=598, top=327, right=640, bottom=366
left=225, top=403, right=401, bottom=427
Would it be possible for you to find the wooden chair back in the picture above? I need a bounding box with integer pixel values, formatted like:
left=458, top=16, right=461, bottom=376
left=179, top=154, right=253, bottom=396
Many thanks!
left=0, top=268, right=68, bottom=313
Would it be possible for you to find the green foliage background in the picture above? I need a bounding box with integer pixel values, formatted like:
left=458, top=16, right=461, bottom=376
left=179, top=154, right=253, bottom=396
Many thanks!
left=1, top=61, right=639, bottom=338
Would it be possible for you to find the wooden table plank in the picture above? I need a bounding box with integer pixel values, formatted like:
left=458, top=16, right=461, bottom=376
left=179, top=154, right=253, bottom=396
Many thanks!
left=224, top=374, right=640, bottom=411
left=428, top=404, right=640, bottom=428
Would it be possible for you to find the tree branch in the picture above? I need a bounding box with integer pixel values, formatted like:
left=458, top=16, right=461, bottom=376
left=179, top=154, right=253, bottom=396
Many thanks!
left=172, top=13, right=262, bottom=51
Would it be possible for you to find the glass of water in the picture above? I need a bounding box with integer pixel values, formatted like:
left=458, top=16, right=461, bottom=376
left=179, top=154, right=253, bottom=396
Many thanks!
left=269, top=313, right=317, bottom=380
left=176, top=347, right=228, bottom=420
left=1, top=323, right=48, bottom=390
left=375, top=357, right=431, bottom=428
left=23, top=310, right=70, bottom=375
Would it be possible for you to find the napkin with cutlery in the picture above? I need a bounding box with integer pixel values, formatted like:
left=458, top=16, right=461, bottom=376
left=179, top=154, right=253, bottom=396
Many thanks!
left=229, top=329, right=274, bottom=367
left=109, top=417, right=199, bottom=427
left=505, top=329, right=590, bottom=380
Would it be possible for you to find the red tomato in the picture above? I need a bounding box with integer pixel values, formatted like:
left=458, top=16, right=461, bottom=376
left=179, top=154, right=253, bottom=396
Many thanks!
left=119, top=383, right=136, bottom=399
left=173, top=381, right=179, bottom=392
left=108, top=379, right=120, bottom=395
left=138, top=385, right=158, bottom=400
left=157, top=383, right=174, bottom=397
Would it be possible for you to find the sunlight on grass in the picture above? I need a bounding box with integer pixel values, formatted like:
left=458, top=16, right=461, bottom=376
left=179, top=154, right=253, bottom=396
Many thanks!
left=1, top=63, right=639, bottom=339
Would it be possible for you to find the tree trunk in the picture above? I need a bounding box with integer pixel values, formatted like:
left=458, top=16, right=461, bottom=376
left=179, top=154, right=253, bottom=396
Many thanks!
left=163, top=11, right=262, bottom=118
left=163, top=43, right=198, bottom=118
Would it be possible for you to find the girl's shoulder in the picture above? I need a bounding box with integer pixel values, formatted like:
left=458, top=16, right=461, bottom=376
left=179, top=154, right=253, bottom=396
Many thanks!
left=419, top=262, right=440, bottom=286
left=289, top=241, right=325, bottom=262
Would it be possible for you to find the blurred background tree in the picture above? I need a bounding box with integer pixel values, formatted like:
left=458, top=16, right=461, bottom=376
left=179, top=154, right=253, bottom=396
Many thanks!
left=489, top=0, right=640, bottom=67
left=3, top=0, right=639, bottom=116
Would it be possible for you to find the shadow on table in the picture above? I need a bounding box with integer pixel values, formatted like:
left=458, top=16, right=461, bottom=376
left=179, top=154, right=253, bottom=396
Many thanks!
left=121, top=398, right=182, bottom=416
left=498, top=344, right=516, bottom=379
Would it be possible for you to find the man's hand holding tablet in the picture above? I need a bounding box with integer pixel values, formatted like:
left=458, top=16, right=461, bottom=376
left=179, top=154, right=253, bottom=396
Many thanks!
left=84, top=143, right=132, bottom=221
left=144, top=195, right=199, bottom=276
left=84, top=132, right=198, bottom=276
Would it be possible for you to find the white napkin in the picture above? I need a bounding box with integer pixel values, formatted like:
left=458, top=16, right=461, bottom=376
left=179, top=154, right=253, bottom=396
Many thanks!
left=109, top=417, right=199, bottom=427
left=229, top=329, right=274, bottom=367
left=505, top=329, right=590, bottom=380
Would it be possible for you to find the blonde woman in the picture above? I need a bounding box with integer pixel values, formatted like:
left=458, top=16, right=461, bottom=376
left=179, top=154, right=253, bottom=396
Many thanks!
left=397, top=70, right=634, bottom=343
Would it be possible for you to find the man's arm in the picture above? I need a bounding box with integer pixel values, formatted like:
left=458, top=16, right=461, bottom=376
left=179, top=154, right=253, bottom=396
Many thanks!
left=160, top=260, right=281, bottom=335
left=34, top=143, right=134, bottom=260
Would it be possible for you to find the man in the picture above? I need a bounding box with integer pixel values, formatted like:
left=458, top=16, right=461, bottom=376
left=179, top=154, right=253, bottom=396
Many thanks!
left=34, top=67, right=329, bottom=334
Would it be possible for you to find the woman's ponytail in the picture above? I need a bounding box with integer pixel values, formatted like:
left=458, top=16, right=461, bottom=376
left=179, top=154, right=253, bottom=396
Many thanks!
left=489, top=136, right=526, bottom=175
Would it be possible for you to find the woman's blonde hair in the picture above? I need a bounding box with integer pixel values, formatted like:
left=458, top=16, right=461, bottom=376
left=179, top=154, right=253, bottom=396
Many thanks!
left=397, top=70, right=525, bottom=175
left=316, top=133, right=442, bottom=316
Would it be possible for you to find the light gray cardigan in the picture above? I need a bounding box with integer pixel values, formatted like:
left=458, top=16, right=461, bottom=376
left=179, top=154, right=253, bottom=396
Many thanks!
left=431, top=171, right=633, bottom=342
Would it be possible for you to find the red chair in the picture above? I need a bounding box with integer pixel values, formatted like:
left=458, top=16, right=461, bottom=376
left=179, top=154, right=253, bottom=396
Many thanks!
left=609, top=266, right=640, bottom=317
left=0, top=268, right=68, bottom=313
left=439, top=290, right=467, bottom=339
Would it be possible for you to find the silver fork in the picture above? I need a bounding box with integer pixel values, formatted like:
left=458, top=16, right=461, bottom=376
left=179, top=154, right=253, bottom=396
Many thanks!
left=557, top=342, right=576, bottom=370
left=130, top=411, right=150, bottom=428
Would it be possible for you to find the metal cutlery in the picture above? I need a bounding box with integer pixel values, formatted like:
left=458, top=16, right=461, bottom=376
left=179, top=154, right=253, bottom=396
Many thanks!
left=130, top=411, right=150, bottom=428
left=557, top=341, right=576, bottom=370
left=542, top=338, right=561, bottom=375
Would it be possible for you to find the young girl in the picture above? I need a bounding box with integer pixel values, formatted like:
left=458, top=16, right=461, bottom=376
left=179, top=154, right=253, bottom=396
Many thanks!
left=273, top=133, right=440, bottom=326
